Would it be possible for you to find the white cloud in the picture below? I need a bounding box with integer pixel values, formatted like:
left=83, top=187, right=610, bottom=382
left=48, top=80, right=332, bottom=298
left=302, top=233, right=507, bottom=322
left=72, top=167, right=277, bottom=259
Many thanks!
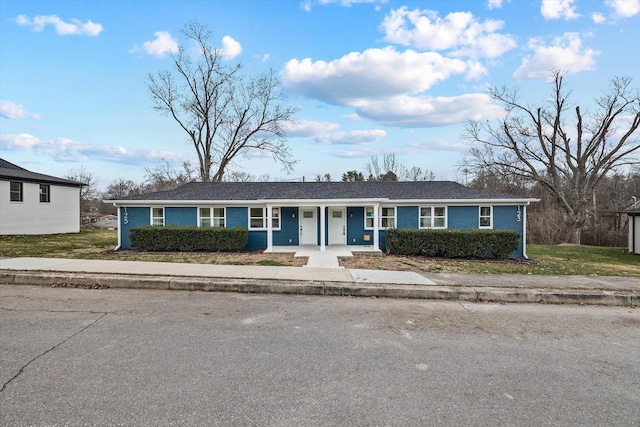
left=350, top=94, right=504, bottom=127
left=315, top=129, right=387, bottom=145
left=282, top=119, right=340, bottom=137
left=132, top=31, right=179, bottom=57
left=0, top=101, right=40, bottom=119
left=282, top=47, right=472, bottom=104
left=606, top=0, right=640, bottom=17
left=15, top=14, right=103, bottom=36
left=221, top=36, right=242, bottom=59
left=487, top=0, right=504, bottom=10
left=0, top=133, right=189, bottom=164
left=513, top=32, right=599, bottom=80
left=591, top=12, right=606, bottom=23
left=380, top=7, right=516, bottom=59
left=541, top=0, right=580, bottom=20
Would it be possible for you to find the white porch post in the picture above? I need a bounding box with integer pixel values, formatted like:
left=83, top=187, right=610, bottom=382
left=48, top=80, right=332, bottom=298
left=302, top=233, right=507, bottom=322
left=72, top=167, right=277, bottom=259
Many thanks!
left=320, top=205, right=326, bottom=251
left=266, top=205, right=273, bottom=252
left=373, top=203, right=380, bottom=251
left=522, top=204, right=528, bottom=259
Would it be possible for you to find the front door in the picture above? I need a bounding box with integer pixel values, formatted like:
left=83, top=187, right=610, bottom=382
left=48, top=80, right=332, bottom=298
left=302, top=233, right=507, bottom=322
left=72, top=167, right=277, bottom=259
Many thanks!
left=299, top=208, right=317, bottom=245
left=328, top=208, right=346, bottom=245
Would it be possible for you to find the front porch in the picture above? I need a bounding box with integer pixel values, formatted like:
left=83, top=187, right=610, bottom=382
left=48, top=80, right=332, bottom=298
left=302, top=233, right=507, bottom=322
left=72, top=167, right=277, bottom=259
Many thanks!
left=266, top=245, right=382, bottom=268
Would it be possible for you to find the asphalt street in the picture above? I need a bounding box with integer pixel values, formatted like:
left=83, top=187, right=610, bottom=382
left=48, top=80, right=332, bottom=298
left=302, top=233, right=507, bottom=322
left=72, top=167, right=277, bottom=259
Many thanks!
left=1, top=284, right=639, bottom=426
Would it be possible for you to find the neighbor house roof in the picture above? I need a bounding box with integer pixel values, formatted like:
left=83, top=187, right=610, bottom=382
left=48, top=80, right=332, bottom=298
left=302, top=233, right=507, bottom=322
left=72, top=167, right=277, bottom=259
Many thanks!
left=0, top=158, right=84, bottom=187
left=622, top=208, right=640, bottom=216
left=108, top=181, right=537, bottom=205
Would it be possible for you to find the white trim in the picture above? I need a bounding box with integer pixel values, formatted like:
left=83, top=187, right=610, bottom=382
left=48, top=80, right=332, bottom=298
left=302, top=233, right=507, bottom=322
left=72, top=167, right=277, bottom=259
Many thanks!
left=419, top=206, right=447, bottom=229
left=522, top=204, right=528, bottom=259
left=198, top=206, right=226, bottom=228
left=267, top=204, right=273, bottom=251
left=151, top=207, right=165, bottom=226
left=107, top=197, right=539, bottom=207
left=320, top=205, right=326, bottom=251
left=373, top=203, right=379, bottom=250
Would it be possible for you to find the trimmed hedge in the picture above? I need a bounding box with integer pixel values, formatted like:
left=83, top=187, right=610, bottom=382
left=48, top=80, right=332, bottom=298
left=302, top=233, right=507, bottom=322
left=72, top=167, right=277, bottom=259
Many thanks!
left=129, top=226, right=248, bottom=252
left=385, top=229, right=520, bottom=259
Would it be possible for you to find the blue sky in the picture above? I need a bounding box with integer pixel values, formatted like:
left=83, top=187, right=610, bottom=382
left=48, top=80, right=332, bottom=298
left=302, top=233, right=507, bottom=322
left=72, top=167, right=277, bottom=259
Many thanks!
left=1, top=0, right=639, bottom=190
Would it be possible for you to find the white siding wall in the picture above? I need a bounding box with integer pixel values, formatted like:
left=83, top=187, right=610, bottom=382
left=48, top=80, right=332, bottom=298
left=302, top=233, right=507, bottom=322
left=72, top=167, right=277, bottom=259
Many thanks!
left=0, top=180, right=81, bottom=234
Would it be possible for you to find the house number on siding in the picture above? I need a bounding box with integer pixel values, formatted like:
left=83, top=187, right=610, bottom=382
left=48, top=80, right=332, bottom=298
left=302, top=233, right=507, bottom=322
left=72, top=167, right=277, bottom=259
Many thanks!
left=123, top=208, right=129, bottom=225
left=516, top=206, right=522, bottom=222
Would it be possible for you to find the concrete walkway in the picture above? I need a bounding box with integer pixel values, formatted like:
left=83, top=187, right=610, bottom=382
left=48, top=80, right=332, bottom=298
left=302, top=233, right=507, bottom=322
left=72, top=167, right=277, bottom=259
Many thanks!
left=0, top=257, right=638, bottom=307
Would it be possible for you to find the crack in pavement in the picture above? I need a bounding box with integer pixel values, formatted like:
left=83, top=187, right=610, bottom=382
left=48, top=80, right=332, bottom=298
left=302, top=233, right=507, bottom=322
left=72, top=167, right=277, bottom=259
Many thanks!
left=0, top=311, right=108, bottom=393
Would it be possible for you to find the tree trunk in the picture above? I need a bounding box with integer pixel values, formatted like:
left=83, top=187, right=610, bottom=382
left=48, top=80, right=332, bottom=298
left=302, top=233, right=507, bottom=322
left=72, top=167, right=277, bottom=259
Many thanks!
left=564, top=221, right=582, bottom=244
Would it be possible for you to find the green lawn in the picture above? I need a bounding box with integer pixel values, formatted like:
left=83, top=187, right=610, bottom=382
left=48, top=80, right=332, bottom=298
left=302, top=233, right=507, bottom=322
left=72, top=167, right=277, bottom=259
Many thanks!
left=1, top=228, right=638, bottom=276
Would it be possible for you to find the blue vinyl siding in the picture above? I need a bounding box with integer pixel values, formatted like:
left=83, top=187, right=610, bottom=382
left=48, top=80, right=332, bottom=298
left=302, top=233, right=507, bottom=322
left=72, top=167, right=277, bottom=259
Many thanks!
left=397, top=206, right=417, bottom=229
left=226, top=207, right=248, bottom=228
left=119, top=206, right=150, bottom=249
left=494, top=205, right=525, bottom=257
left=448, top=206, right=479, bottom=229
left=166, top=207, right=196, bottom=226
left=274, top=207, right=299, bottom=246
left=347, top=207, right=367, bottom=245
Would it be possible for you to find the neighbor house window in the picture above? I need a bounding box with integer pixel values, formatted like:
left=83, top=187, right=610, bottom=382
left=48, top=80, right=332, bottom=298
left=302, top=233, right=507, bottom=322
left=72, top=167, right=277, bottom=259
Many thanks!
left=39, top=184, right=50, bottom=203
left=249, top=207, right=280, bottom=229
left=380, top=207, right=396, bottom=228
left=199, top=207, right=225, bottom=227
left=479, top=206, right=493, bottom=229
left=151, top=207, right=164, bottom=226
left=10, top=182, right=23, bottom=202
left=420, top=206, right=447, bottom=229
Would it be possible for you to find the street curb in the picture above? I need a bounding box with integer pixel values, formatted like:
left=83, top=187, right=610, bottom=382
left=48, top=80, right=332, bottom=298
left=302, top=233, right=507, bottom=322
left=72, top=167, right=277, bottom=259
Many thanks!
left=0, top=270, right=637, bottom=307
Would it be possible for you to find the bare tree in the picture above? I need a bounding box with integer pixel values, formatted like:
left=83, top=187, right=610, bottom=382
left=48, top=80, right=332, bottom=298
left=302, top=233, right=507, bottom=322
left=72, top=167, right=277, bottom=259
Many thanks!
left=464, top=71, right=640, bottom=243
left=65, top=166, right=98, bottom=213
left=365, top=153, right=405, bottom=181
left=404, top=166, right=436, bottom=181
left=315, top=173, right=332, bottom=182
left=147, top=20, right=296, bottom=182
left=143, top=159, right=196, bottom=192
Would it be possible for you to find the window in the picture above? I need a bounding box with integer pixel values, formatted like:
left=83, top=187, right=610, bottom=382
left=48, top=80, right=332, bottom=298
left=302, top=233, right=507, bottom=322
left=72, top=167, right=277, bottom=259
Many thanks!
left=420, top=206, right=447, bottom=229
left=249, top=207, right=280, bottom=229
left=39, top=184, right=50, bottom=203
left=365, top=206, right=374, bottom=228
left=151, top=207, right=164, bottom=226
left=199, top=207, right=225, bottom=227
left=10, top=182, right=23, bottom=202
left=480, top=206, right=493, bottom=229
left=364, top=206, right=395, bottom=228
left=380, top=207, right=396, bottom=228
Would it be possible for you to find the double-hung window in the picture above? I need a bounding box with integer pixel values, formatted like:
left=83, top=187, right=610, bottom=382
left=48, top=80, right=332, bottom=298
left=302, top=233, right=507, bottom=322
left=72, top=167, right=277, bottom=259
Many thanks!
left=10, top=182, right=23, bottom=202
left=199, top=207, right=225, bottom=227
left=151, top=207, right=164, bottom=226
left=420, top=206, right=447, bottom=229
left=479, top=206, right=493, bottom=229
left=39, top=184, right=50, bottom=203
left=249, top=207, right=280, bottom=230
left=364, top=206, right=396, bottom=229
left=380, top=207, right=396, bottom=228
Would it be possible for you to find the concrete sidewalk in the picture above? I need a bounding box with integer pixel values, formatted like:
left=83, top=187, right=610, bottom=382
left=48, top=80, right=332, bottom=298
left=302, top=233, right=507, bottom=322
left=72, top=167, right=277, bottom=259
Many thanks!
left=0, top=257, right=638, bottom=306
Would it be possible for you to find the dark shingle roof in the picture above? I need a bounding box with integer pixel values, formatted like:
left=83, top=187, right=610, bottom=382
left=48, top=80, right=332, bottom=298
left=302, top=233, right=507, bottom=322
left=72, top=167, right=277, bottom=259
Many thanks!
left=112, top=181, right=533, bottom=202
left=0, top=158, right=84, bottom=187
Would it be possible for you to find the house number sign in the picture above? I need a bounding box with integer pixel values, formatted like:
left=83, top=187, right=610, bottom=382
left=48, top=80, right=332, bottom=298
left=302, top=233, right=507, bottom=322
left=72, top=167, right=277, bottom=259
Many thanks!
left=516, top=206, right=522, bottom=222
left=123, top=207, right=129, bottom=225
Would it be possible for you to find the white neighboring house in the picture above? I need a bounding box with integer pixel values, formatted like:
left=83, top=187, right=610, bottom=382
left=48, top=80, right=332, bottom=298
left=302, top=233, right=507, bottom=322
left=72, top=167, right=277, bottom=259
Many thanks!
left=624, top=208, right=640, bottom=255
left=0, top=158, right=84, bottom=235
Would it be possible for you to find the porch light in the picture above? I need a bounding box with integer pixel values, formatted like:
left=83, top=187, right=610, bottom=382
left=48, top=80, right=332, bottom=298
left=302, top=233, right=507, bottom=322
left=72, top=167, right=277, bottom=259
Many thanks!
left=349, top=211, right=353, bottom=218
left=292, top=212, right=296, bottom=218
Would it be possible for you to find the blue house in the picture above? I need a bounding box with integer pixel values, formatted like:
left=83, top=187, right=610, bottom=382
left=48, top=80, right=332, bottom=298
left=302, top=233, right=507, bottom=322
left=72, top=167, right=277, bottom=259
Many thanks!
left=106, top=181, right=538, bottom=258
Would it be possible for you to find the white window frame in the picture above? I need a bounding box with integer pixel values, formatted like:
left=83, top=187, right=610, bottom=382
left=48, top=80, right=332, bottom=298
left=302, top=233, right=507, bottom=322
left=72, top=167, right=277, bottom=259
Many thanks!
left=419, top=206, right=447, bottom=229
left=364, top=206, right=395, bottom=229
left=151, top=207, right=165, bottom=226
left=479, top=206, right=493, bottom=229
left=39, top=184, right=50, bottom=203
left=380, top=207, right=396, bottom=229
left=10, top=181, right=23, bottom=202
left=249, top=207, right=281, bottom=230
left=199, top=207, right=226, bottom=228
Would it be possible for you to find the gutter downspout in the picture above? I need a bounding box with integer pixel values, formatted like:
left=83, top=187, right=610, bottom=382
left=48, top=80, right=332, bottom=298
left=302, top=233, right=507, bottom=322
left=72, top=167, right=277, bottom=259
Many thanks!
left=114, top=204, right=121, bottom=251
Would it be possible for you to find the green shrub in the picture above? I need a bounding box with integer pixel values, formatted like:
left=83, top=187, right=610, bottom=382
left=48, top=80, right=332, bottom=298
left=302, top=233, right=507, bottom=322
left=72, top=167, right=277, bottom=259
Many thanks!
left=386, top=229, right=520, bottom=259
left=129, top=226, right=248, bottom=252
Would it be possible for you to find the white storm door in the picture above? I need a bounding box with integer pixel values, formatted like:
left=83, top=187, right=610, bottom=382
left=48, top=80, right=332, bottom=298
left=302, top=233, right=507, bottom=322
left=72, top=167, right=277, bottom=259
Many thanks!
left=300, top=208, right=317, bottom=245
left=328, top=208, right=346, bottom=245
